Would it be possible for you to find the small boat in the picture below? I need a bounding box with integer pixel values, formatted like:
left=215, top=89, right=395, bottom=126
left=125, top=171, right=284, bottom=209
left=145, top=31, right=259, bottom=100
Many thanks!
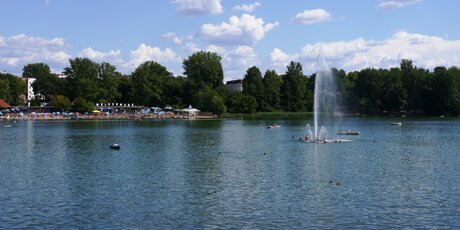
left=267, top=124, right=282, bottom=129
left=110, top=144, right=120, bottom=150
left=391, top=122, right=402, bottom=126
left=3, top=125, right=12, bottom=128
left=337, top=130, right=360, bottom=135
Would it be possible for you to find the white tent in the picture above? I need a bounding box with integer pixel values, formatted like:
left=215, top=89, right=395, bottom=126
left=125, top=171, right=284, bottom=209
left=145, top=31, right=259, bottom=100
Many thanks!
left=181, top=105, right=200, bottom=116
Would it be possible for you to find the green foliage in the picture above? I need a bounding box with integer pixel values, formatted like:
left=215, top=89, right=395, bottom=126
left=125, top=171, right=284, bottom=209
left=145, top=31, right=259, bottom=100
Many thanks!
left=194, top=86, right=226, bottom=116
left=23, top=63, right=52, bottom=79
left=98, top=62, right=122, bottom=102
left=72, top=97, right=95, bottom=113
left=32, top=74, right=64, bottom=101
left=240, top=94, right=257, bottom=114
left=30, top=97, right=41, bottom=106
left=263, top=70, right=282, bottom=111
left=281, top=61, right=307, bottom=112
left=65, top=58, right=101, bottom=101
left=6, top=57, right=460, bottom=116
left=183, top=51, right=225, bottom=94
left=131, top=61, right=170, bottom=107
left=0, top=72, right=26, bottom=106
left=243, top=66, right=265, bottom=111
left=51, top=95, right=71, bottom=111
left=225, top=93, right=242, bottom=113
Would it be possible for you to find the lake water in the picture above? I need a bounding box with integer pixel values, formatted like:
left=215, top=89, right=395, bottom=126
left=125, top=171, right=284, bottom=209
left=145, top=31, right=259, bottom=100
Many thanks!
left=1, top=117, right=460, bottom=229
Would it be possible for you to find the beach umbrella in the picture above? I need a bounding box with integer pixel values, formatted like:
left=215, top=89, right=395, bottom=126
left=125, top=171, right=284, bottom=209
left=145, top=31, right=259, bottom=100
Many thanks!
left=92, top=110, right=101, bottom=114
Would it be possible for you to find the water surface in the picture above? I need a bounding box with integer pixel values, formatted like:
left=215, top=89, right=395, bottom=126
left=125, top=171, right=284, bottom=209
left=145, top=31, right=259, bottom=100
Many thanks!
left=1, top=118, right=459, bottom=228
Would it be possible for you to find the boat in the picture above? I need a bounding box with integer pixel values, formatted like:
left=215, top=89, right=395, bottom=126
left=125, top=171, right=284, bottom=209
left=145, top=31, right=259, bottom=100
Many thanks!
left=110, top=144, right=120, bottom=150
left=336, top=130, right=360, bottom=135
left=267, top=124, right=282, bottom=129
left=391, top=122, right=402, bottom=126
left=3, top=125, right=12, bottom=128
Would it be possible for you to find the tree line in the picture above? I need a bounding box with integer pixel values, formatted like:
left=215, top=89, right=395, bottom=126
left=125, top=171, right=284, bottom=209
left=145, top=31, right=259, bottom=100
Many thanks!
left=1, top=51, right=460, bottom=116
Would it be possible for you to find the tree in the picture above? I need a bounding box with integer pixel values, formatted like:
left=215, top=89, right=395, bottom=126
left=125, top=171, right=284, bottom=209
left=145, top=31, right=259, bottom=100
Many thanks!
left=194, top=86, right=226, bottom=116
left=65, top=58, right=101, bottom=102
left=72, top=97, right=95, bottom=112
left=0, top=73, right=26, bottom=106
left=183, top=51, right=225, bottom=94
left=98, top=62, right=122, bottom=102
left=163, top=76, right=186, bottom=108
left=23, top=63, right=52, bottom=79
left=281, top=61, right=306, bottom=112
left=240, top=95, right=257, bottom=114
left=242, top=66, right=265, bottom=111
left=30, top=97, right=41, bottom=106
left=51, top=95, right=71, bottom=111
left=0, top=78, right=11, bottom=101
left=32, top=74, right=64, bottom=101
left=131, top=61, right=170, bottom=106
left=263, top=70, right=282, bottom=111
left=226, top=93, right=242, bottom=113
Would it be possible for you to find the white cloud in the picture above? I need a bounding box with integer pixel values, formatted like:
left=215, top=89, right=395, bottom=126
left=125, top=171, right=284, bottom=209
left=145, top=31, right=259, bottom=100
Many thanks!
left=171, top=0, right=223, bottom=15
left=162, top=32, right=182, bottom=44
left=270, top=48, right=295, bottom=67
left=0, top=33, right=70, bottom=74
left=183, top=42, right=200, bottom=53
left=44, top=0, right=50, bottom=6
left=78, top=47, right=122, bottom=64
left=378, top=0, right=421, bottom=10
left=124, top=44, right=179, bottom=70
left=292, top=9, right=332, bottom=25
left=199, top=14, right=279, bottom=45
left=272, top=31, right=460, bottom=74
left=233, top=2, right=261, bottom=13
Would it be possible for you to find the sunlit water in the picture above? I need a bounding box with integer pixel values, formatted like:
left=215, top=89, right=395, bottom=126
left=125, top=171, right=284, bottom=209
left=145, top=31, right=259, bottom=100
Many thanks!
left=1, top=118, right=459, bottom=228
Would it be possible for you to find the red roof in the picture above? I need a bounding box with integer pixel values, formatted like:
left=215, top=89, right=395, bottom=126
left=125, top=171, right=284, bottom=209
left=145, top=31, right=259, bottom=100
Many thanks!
left=0, top=99, right=12, bottom=108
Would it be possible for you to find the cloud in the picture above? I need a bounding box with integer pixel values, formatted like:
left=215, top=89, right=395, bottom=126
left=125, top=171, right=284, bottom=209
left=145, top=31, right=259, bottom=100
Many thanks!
left=171, top=0, right=223, bottom=15
left=44, top=0, right=50, bottom=6
left=270, top=48, right=296, bottom=67
left=0, top=33, right=70, bottom=74
left=233, top=2, right=261, bottom=13
left=199, top=14, right=279, bottom=45
left=292, top=9, right=332, bottom=25
left=270, top=31, right=460, bottom=74
left=78, top=47, right=122, bottom=64
left=162, top=32, right=182, bottom=44
left=124, top=44, right=180, bottom=70
left=378, top=0, right=421, bottom=10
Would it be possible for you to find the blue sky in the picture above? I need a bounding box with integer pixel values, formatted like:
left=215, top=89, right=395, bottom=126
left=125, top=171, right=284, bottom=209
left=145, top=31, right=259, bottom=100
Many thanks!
left=1, top=0, right=460, bottom=82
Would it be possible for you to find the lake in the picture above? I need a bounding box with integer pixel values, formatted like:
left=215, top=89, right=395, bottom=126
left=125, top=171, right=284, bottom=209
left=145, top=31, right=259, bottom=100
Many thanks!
left=1, top=117, right=459, bottom=228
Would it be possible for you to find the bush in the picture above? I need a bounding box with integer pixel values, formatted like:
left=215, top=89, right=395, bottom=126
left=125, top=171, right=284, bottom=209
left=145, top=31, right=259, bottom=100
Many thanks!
left=51, top=95, right=70, bottom=111
left=72, top=97, right=95, bottom=112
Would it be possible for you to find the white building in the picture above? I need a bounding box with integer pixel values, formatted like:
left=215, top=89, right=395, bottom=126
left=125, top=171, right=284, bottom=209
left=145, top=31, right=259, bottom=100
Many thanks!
left=26, top=78, right=37, bottom=106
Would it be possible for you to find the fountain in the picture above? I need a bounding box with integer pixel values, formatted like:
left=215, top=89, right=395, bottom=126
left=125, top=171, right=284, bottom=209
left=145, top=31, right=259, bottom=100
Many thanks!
left=313, top=49, right=337, bottom=141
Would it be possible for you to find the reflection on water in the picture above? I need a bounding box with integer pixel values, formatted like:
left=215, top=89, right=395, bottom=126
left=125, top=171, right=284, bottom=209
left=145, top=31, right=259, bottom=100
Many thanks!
left=0, top=118, right=459, bottom=228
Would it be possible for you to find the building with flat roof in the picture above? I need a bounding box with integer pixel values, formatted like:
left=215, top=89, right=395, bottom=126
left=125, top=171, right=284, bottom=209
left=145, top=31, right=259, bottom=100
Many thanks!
left=226, top=79, right=243, bottom=93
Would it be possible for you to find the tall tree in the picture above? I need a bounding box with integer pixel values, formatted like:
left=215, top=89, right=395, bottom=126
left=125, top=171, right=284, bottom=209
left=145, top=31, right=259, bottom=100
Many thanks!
left=242, top=66, right=265, bottom=111
left=183, top=51, right=225, bottom=94
left=0, top=73, right=26, bottom=106
left=131, top=61, right=170, bottom=106
left=64, top=58, right=101, bottom=102
left=98, top=62, right=122, bottom=102
left=281, top=61, right=306, bottom=112
left=263, top=70, right=282, bottom=111
left=23, top=63, right=52, bottom=79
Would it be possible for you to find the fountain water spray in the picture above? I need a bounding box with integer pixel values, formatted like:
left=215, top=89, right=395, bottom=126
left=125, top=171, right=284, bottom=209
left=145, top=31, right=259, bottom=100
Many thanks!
left=313, top=49, right=337, bottom=140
